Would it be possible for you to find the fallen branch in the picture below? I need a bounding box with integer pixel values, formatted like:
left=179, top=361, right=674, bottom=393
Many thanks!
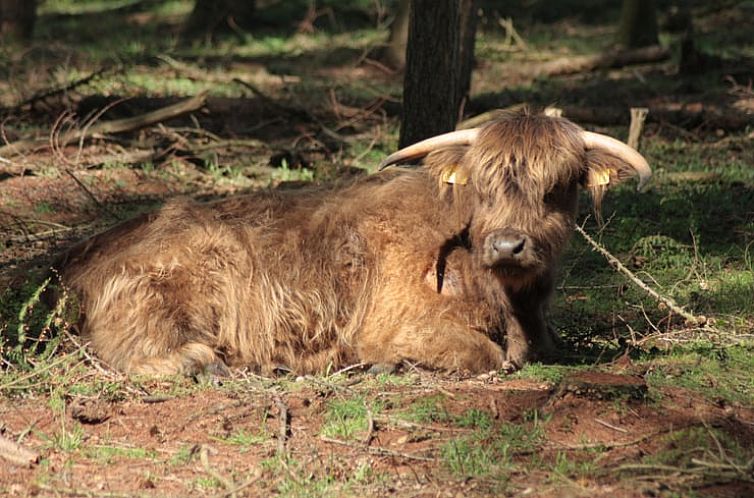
left=0, top=92, right=208, bottom=158
left=0, top=434, right=39, bottom=467
left=200, top=445, right=236, bottom=497
left=4, top=66, right=115, bottom=115
left=274, top=396, right=289, bottom=457
left=561, top=103, right=753, bottom=131
left=537, top=45, right=670, bottom=77
left=362, top=404, right=375, bottom=446
left=320, top=436, right=434, bottom=461
left=575, top=224, right=706, bottom=326
left=464, top=102, right=754, bottom=132
left=81, top=148, right=170, bottom=169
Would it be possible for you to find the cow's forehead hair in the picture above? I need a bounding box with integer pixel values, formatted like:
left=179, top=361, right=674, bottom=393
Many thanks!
left=468, top=113, right=586, bottom=200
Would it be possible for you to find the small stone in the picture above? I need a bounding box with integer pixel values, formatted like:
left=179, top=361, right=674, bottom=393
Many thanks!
left=394, top=435, right=410, bottom=445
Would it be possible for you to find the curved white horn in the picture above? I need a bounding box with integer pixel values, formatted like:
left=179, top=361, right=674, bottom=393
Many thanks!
left=582, top=131, right=652, bottom=190
left=379, top=128, right=480, bottom=170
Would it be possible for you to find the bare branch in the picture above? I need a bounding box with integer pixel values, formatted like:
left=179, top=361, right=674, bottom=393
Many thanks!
left=575, top=224, right=707, bottom=326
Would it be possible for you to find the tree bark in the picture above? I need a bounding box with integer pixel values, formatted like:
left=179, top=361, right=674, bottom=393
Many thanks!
left=617, top=0, right=659, bottom=48
left=457, top=0, right=479, bottom=115
left=399, top=0, right=460, bottom=148
left=0, top=0, right=36, bottom=42
left=382, top=0, right=410, bottom=69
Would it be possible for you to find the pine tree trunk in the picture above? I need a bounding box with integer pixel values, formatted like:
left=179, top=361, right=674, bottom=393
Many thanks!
left=399, top=0, right=460, bottom=148
left=457, top=0, right=479, bottom=116
left=0, top=0, right=36, bottom=42
left=617, top=0, right=659, bottom=48
left=383, top=0, right=410, bottom=69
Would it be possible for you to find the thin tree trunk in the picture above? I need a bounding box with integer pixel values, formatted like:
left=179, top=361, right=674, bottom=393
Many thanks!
left=457, top=0, right=479, bottom=117
left=0, top=0, right=36, bottom=42
left=383, top=0, right=410, bottom=69
left=399, top=0, right=460, bottom=148
left=617, top=0, right=659, bottom=48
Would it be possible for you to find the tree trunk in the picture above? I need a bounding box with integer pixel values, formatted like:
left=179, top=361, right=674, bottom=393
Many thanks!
left=0, top=0, right=36, bottom=42
left=182, top=0, right=256, bottom=40
left=399, top=0, right=460, bottom=148
left=382, top=0, right=410, bottom=69
left=457, top=0, right=479, bottom=116
left=617, top=0, right=659, bottom=48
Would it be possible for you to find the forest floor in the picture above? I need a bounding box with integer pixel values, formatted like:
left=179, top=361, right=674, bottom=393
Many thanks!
left=1, top=1, right=753, bottom=496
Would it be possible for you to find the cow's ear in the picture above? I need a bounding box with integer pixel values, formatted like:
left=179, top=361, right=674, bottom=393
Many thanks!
left=581, top=148, right=640, bottom=217
left=421, top=145, right=472, bottom=187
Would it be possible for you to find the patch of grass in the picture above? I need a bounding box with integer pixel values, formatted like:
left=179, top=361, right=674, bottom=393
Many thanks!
left=550, top=451, right=599, bottom=481
left=320, top=397, right=381, bottom=440
left=277, top=472, right=334, bottom=498
left=193, top=475, right=223, bottom=490
left=441, top=414, right=545, bottom=484
left=271, top=159, right=315, bottom=184
left=41, top=421, right=85, bottom=453
left=643, top=426, right=751, bottom=468
left=399, top=394, right=451, bottom=424
left=497, top=418, right=546, bottom=453
left=455, top=408, right=493, bottom=431
left=262, top=455, right=379, bottom=498
left=215, top=428, right=269, bottom=449
left=85, top=445, right=157, bottom=464
left=511, top=363, right=567, bottom=384
left=442, top=436, right=498, bottom=477
left=170, top=445, right=195, bottom=466
left=643, top=343, right=754, bottom=404
left=34, top=202, right=56, bottom=214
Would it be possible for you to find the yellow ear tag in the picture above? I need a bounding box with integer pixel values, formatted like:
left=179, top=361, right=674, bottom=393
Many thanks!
left=441, top=165, right=468, bottom=185
left=587, top=169, right=611, bottom=187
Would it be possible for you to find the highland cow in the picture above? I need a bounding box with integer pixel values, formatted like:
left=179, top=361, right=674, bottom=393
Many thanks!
left=55, top=109, right=651, bottom=376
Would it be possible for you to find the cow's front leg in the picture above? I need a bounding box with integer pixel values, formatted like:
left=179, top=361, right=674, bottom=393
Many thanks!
left=503, top=312, right=551, bottom=370
left=504, top=280, right=559, bottom=370
left=356, top=321, right=504, bottom=373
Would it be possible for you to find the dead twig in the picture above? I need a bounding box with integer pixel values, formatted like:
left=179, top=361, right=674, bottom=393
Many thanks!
left=200, top=445, right=237, bottom=497
left=303, top=375, right=357, bottom=393
left=327, top=362, right=366, bottom=378
left=0, top=92, right=208, bottom=158
left=497, top=16, right=528, bottom=51
left=274, top=395, right=289, bottom=456
left=32, top=484, right=140, bottom=498
left=575, top=224, right=706, bottom=326
left=372, top=415, right=471, bottom=433
left=213, top=470, right=263, bottom=498
left=6, top=66, right=115, bottom=115
left=0, top=434, right=39, bottom=467
left=362, top=404, right=375, bottom=446
left=320, top=436, right=434, bottom=461
left=594, top=417, right=629, bottom=434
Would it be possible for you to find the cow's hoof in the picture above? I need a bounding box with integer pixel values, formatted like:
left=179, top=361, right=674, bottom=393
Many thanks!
left=272, top=364, right=294, bottom=375
left=500, top=360, right=519, bottom=374
left=193, top=360, right=230, bottom=386
left=367, top=363, right=397, bottom=375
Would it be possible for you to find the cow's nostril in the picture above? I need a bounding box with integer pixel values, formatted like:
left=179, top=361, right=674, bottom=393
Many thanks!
left=490, top=234, right=528, bottom=260
left=512, top=238, right=526, bottom=255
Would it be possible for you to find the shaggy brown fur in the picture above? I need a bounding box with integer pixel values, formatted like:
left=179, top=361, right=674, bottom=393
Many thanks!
left=55, top=110, right=645, bottom=375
